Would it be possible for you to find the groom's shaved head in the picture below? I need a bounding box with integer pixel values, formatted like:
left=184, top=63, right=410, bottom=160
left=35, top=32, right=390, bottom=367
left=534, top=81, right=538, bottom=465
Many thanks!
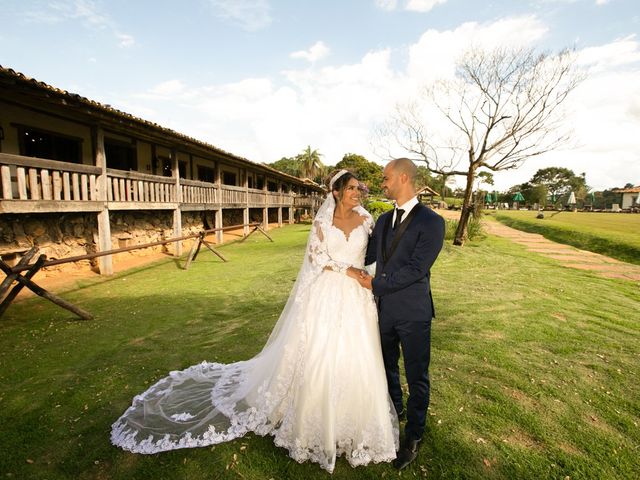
left=388, top=158, right=417, bottom=183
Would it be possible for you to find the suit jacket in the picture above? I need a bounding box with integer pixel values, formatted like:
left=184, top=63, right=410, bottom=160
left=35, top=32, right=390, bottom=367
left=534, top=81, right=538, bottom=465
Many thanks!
left=365, top=203, right=445, bottom=322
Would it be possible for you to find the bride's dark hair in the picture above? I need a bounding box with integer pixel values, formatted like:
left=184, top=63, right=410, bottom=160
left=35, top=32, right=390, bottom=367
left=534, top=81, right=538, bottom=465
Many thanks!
left=326, top=169, right=358, bottom=200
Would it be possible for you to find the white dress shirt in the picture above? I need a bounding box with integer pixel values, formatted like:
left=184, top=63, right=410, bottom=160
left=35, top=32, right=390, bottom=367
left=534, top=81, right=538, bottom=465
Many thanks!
left=392, top=196, right=419, bottom=227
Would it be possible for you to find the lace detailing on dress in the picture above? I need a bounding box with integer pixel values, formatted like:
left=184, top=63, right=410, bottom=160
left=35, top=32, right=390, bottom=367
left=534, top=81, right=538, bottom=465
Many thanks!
left=308, top=222, right=351, bottom=274
left=111, top=203, right=397, bottom=473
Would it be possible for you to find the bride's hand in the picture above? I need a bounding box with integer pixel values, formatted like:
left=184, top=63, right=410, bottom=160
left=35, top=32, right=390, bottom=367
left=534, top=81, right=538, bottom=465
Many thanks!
left=357, top=274, right=373, bottom=290
left=346, top=267, right=367, bottom=280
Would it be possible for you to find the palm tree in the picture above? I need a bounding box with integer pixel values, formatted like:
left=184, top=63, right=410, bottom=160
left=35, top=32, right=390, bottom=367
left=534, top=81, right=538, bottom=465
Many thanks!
left=298, top=146, right=324, bottom=181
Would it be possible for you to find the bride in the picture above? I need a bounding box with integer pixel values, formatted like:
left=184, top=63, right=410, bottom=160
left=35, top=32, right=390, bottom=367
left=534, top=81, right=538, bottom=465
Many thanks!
left=111, top=169, right=399, bottom=473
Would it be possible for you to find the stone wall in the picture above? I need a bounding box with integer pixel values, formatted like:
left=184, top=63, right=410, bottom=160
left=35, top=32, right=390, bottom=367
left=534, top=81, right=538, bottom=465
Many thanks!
left=0, top=211, right=206, bottom=272
left=0, top=207, right=295, bottom=275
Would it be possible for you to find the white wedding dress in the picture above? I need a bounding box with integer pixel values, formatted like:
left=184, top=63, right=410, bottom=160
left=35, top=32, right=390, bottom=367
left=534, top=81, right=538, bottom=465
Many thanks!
left=111, top=195, right=399, bottom=473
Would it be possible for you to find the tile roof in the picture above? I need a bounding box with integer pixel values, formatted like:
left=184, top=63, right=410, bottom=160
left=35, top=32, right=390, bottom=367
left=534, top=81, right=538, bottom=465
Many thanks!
left=0, top=65, right=317, bottom=188
left=611, top=186, right=640, bottom=193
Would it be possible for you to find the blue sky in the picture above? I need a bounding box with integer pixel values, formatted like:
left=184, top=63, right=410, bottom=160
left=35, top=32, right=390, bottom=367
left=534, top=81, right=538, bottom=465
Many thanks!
left=1, top=0, right=639, bottom=190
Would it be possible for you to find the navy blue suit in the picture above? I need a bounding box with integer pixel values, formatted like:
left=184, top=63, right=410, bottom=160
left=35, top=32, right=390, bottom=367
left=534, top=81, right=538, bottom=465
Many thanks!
left=366, top=203, right=445, bottom=442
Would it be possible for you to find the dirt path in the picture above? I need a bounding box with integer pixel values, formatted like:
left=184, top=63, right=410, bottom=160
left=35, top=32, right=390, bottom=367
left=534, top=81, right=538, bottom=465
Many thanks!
left=437, top=209, right=640, bottom=282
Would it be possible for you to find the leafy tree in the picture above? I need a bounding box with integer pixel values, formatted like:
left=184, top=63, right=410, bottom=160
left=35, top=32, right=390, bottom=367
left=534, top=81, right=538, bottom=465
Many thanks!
left=530, top=167, right=580, bottom=198
left=598, top=188, right=624, bottom=209
left=476, top=171, right=494, bottom=188
left=519, top=182, right=548, bottom=206
left=415, top=166, right=435, bottom=190
left=299, top=146, right=324, bottom=181
left=269, top=156, right=301, bottom=177
left=335, top=153, right=383, bottom=195
left=529, top=167, right=588, bottom=205
left=430, top=174, right=454, bottom=198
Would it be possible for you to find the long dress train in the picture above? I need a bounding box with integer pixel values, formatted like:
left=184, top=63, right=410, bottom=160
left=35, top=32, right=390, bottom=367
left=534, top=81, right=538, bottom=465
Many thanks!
left=111, top=205, right=398, bottom=473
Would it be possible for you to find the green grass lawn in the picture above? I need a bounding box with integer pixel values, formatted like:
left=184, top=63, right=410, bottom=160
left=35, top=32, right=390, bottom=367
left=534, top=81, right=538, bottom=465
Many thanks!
left=1, top=225, right=638, bottom=479
left=490, top=210, right=640, bottom=265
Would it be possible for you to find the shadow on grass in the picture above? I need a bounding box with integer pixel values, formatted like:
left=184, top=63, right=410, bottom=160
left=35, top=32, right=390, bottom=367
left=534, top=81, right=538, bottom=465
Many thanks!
left=0, top=286, right=512, bottom=480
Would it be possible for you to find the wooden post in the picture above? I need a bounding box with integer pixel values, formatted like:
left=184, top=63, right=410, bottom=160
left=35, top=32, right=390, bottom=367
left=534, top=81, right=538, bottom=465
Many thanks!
left=0, top=247, right=37, bottom=297
left=214, top=161, right=223, bottom=244
left=0, top=257, right=93, bottom=320
left=243, top=168, right=249, bottom=236
left=263, top=175, right=269, bottom=232
left=94, top=126, right=113, bottom=275
left=172, top=148, right=182, bottom=256
left=277, top=181, right=283, bottom=227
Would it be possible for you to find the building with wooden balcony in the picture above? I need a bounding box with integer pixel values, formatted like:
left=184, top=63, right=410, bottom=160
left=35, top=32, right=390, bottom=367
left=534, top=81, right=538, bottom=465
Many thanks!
left=0, top=66, right=323, bottom=275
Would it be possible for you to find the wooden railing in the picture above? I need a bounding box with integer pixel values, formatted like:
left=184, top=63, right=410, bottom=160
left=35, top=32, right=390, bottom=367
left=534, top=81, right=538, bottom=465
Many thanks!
left=181, top=178, right=218, bottom=204
left=106, top=169, right=176, bottom=203
left=220, top=184, right=246, bottom=204
left=0, top=154, right=101, bottom=201
left=0, top=153, right=319, bottom=211
left=248, top=189, right=266, bottom=205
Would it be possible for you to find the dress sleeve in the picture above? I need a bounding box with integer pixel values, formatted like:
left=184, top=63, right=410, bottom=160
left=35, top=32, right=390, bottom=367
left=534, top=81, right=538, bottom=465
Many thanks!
left=307, top=220, right=351, bottom=274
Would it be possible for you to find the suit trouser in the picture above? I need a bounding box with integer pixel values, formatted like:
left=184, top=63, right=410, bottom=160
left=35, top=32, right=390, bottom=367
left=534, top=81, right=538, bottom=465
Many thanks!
left=379, top=312, right=432, bottom=442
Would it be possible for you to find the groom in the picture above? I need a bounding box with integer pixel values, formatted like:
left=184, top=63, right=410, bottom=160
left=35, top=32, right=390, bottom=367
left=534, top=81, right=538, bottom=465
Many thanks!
left=359, top=158, right=445, bottom=470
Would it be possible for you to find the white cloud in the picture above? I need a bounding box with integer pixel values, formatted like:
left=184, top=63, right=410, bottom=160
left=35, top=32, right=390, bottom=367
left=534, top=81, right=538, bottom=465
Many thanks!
left=596, top=0, right=611, bottom=5
left=116, top=32, right=135, bottom=48
left=123, top=15, right=639, bottom=191
left=24, top=0, right=135, bottom=48
left=207, top=0, right=272, bottom=31
left=375, top=0, right=398, bottom=10
left=405, top=0, right=448, bottom=13
left=290, top=41, right=330, bottom=62
left=407, top=15, right=548, bottom=83
left=375, top=0, right=448, bottom=12
left=577, top=34, right=640, bottom=70
left=70, top=0, right=110, bottom=26
left=487, top=37, right=640, bottom=191
left=149, top=80, right=186, bottom=96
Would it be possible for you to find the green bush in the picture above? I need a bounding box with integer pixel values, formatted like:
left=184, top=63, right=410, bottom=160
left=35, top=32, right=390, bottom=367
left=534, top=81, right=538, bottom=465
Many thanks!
left=444, top=216, right=484, bottom=241
left=366, top=200, right=394, bottom=220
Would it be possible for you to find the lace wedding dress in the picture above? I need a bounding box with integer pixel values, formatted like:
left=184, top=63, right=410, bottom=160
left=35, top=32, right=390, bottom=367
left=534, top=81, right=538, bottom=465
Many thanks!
left=111, top=178, right=399, bottom=473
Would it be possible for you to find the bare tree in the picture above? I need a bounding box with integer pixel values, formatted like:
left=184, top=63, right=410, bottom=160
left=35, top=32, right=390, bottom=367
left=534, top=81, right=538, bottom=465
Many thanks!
left=378, top=46, right=583, bottom=245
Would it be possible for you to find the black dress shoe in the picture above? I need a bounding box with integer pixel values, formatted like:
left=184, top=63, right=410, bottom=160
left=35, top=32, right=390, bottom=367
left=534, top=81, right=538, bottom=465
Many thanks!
left=393, top=438, right=422, bottom=470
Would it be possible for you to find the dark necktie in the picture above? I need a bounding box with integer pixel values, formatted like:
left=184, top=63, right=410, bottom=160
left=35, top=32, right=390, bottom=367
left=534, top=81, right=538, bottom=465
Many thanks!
left=393, top=208, right=405, bottom=230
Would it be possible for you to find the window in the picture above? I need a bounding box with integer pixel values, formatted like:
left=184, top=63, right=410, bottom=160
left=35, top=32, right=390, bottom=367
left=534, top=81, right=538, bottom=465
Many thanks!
left=267, top=181, right=278, bottom=192
left=105, top=138, right=137, bottom=170
left=197, top=165, right=215, bottom=183
left=248, top=176, right=254, bottom=189
left=160, top=157, right=172, bottom=177
left=179, top=161, right=187, bottom=178
left=18, top=126, right=82, bottom=163
left=256, top=175, right=265, bottom=190
left=222, top=171, right=237, bottom=185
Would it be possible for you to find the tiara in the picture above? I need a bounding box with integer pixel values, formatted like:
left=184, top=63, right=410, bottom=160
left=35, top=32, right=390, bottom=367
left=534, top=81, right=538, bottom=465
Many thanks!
left=329, top=169, right=350, bottom=189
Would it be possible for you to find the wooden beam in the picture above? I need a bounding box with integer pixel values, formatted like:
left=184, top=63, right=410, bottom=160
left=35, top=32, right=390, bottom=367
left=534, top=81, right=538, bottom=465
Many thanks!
left=0, top=257, right=93, bottom=320
left=94, top=125, right=113, bottom=275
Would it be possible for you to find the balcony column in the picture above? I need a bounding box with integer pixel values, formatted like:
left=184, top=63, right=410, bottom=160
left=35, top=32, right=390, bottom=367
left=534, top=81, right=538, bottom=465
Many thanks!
left=172, top=148, right=182, bottom=256
left=262, top=176, right=269, bottom=232
left=243, top=168, right=249, bottom=235
left=277, top=181, right=283, bottom=227
left=93, top=125, right=113, bottom=275
left=214, top=161, right=223, bottom=243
